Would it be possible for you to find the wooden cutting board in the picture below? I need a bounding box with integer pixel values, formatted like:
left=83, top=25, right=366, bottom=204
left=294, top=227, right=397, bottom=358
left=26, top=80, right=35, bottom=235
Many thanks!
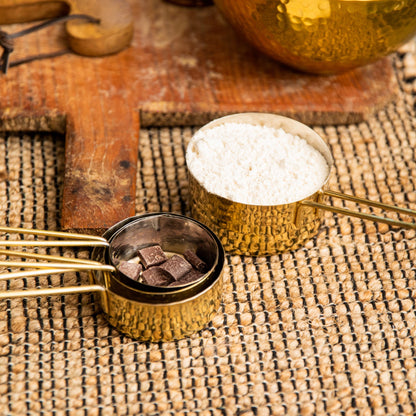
left=0, top=0, right=399, bottom=233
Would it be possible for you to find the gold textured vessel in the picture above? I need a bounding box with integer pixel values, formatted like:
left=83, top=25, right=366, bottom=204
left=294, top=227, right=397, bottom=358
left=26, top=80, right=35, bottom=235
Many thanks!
left=188, top=172, right=327, bottom=255
left=214, top=0, right=416, bottom=73
left=187, top=113, right=416, bottom=256
left=0, top=213, right=225, bottom=342
left=91, top=213, right=225, bottom=341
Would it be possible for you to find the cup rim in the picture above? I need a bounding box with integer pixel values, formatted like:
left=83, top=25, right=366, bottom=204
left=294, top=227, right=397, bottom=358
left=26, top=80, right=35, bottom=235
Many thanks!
left=103, top=212, right=224, bottom=296
left=186, top=112, right=334, bottom=207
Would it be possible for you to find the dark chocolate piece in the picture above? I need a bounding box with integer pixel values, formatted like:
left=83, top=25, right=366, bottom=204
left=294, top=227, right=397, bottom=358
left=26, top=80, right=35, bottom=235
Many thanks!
left=141, top=266, right=172, bottom=286
left=138, top=245, right=167, bottom=268
left=169, top=268, right=204, bottom=286
left=159, top=255, right=192, bottom=281
left=118, top=261, right=142, bottom=281
left=183, top=249, right=208, bottom=272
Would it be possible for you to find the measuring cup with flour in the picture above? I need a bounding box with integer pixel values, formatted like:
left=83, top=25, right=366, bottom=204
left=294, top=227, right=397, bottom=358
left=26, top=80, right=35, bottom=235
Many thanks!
left=186, top=113, right=416, bottom=255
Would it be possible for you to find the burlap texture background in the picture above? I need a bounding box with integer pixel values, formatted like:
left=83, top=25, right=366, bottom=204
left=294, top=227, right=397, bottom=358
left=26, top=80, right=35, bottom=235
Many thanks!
left=0, top=42, right=415, bottom=415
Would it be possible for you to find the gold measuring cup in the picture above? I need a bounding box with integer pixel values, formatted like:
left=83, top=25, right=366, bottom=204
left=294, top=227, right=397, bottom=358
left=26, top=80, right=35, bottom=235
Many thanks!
left=187, top=113, right=416, bottom=256
left=0, top=213, right=225, bottom=342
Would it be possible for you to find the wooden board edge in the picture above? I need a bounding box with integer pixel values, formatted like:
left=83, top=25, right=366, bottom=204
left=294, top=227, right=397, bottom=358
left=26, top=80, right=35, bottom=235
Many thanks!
left=0, top=108, right=67, bottom=133
left=138, top=97, right=398, bottom=127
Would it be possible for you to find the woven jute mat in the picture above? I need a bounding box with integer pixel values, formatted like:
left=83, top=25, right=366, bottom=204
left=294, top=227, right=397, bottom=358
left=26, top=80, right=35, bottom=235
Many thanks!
left=0, top=43, right=416, bottom=415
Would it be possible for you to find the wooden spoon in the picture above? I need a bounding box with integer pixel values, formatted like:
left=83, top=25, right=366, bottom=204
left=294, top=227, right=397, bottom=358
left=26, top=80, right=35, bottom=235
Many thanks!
left=0, top=0, right=133, bottom=56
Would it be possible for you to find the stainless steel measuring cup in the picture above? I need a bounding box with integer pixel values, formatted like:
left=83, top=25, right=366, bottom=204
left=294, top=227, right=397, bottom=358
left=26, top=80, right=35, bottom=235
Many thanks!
left=187, top=113, right=416, bottom=256
left=0, top=213, right=225, bottom=342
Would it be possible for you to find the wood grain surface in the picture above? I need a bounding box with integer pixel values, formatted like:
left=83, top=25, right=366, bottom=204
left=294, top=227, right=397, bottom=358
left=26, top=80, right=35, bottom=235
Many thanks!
left=0, top=0, right=399, bottom=233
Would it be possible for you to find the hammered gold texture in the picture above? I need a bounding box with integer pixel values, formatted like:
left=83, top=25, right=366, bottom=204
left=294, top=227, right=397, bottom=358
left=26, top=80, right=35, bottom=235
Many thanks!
left=214, top=0, right=416, bottom=73
left=101, top=276, right=223, bottom=342
left=0, top=44, right=415, bottom=415
left=188, top=172, right=327, bottom=255
left=87, top=219, right=224, bottom=343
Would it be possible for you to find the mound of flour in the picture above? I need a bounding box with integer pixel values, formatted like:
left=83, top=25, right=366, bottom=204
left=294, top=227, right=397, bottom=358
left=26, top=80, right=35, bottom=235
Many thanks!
left=186, top=122, right=329, bottom=205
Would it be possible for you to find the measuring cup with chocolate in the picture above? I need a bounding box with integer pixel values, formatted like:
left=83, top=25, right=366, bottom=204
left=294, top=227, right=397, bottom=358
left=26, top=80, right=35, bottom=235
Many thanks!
left=0, top=213, right=224, bottom=342
left=108, top=214, right=216, bottom=292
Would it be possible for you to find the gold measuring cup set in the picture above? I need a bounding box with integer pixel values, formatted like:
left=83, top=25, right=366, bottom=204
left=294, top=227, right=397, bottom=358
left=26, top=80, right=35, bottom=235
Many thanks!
left=0, top=113, right=414, bottom=341
left=0, top=213, right=224, bottom=342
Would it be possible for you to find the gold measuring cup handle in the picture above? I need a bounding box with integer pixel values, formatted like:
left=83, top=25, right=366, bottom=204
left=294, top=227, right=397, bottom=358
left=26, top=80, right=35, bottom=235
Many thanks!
left=0, top=225, right=108, bottom=245
left=0, top=248, right=106, bottom=263
left=0, top=284, right=105, bottom=300
left=302, top=189, right=416, bottom=229
left=0, top=261, right=114, bottom=273
left=0, top=256, right=110, bottom=299
left=0, top=247, right=115, bottom=277
left=0, top=226, right=113, bottom=300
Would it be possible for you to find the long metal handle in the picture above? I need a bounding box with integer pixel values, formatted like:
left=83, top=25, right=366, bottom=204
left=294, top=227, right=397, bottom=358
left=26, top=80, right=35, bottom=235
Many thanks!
left=0, top=285, right=105, bottom=300
left=0, top=247, right=116, bottom=280
left=0, top=226, right=108, bottom=242
left=0, top=262, right=115, bottom=271
left=0, top=248, right=105, bottom=265
left=0, top=227, right=112, bottom=301
left=0, top=240, right=109, bottom=247
left=0, top=263, right=114, bottom=280
left=302, top=190, right=416, bottom=229
left=0, top=268, right=79, bottom=280
left=0, top=225, right=108, bottom=247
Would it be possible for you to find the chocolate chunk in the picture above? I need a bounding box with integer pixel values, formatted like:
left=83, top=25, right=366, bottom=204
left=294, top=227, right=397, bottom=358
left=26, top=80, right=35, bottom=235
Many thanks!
left=169, top=268, right=204, bottom=287
left=183, top=249, right=208, bottom=272
left=138, top=245, right=167, bottom=268
left=159, top=255, right=192, bottom=281
left=168, top=270, right=204, bottom=287
left=141, top=266, right=172, bottom=286
left=168, top=279, right=189, bottom=287
left=118, top=261, right=142, bottom=281
left=183, top=268, right=204, bottom=283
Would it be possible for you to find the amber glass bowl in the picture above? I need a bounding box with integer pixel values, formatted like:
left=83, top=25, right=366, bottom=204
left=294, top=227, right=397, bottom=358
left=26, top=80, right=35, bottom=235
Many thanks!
left=214, top=0, right=416, bottom=74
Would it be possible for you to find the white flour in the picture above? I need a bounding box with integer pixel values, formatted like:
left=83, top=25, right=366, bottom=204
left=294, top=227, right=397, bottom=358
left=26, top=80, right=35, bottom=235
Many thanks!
left=186, top=122, right=329, bottom=205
